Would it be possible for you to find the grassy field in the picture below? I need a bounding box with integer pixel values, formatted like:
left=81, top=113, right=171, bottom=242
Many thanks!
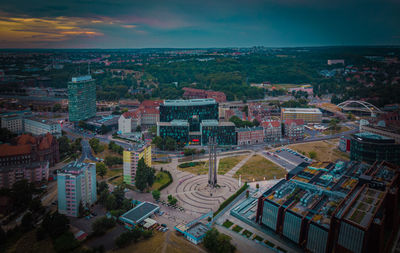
left=112, top=231, right=203, bottom=253
left=106, top=168, right=123, bottom=178
left=94, top=142, right=123, bottom=161
left=6, top=229, right=55, bottom=253
left=288, top=139, right=350, bottom=162
left=218, top=155, right=247, bottom=175
left=234, top=155, right=287, bottom=182
left=151, top=171, right=172, bottom=191
left=322, top=126, right=350, bottom=135
left=110, top=175, right=124, bottom=186
left=177, top=161, right=209, bottom=175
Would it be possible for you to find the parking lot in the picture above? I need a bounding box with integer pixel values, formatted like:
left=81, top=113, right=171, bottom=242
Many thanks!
left=263, top=148, right=311, bottom=171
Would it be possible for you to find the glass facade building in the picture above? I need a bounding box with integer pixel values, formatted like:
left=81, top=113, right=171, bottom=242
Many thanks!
left=159, top=99, right=218, bottom=131
left=200, top=120, right=236, bottom=146
left=68, top=75, right=96, bottom=122
left=157, top=120, right=189, bottom=145
left=350, top=132, right=400, bottom=165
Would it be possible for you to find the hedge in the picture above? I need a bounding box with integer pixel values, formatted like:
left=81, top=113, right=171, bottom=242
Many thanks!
left=213, top=182, right=248, bottom=217
left=158, top=170, right=173, bottom=191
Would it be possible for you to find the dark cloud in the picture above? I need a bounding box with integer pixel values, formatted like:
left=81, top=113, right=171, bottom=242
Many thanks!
left=0, top=0, right=399, bottom=48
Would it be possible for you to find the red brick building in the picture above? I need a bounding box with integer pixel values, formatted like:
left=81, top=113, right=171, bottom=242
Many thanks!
left=182, top=87, right=226, bottom=103
left=236, top=126, right=264, bottom=145
left=0, top=133, right=59, bottom=168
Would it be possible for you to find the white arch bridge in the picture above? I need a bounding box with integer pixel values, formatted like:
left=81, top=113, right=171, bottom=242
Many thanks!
left=337, top=100, right=383, bottom=116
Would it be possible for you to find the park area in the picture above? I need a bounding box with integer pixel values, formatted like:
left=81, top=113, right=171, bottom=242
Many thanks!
left=217, top=155, right=247, bottom=175
left=177, top=161, right=209, bottom=175
left=288, top=139, right=350, bottom=162
left=234, top=155, right=287, bottom=182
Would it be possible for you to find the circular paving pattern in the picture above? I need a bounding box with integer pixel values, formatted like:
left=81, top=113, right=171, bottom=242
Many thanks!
left=174, top=174, right=240, bottom=214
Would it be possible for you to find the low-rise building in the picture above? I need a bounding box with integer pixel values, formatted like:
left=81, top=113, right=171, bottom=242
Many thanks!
left=123, top=143, right=152, bottom=186
left=57, top=162, right=97, bottom=217
left=281, top=108, right=322, bottom=124
left=120, top=202, right=160, bottom=230
left=86, top=115, right=119, bottom=134
left=284, top=119, right=305, bottom=140
left=236, top=126, right=264, bottom=145
left=0, top=162, right=49, bottom=189
left=24, top=117, right=61, bottom=137
left=118, top=111, right=140, bottom=134
left=262, top=120, right=282, bottom=142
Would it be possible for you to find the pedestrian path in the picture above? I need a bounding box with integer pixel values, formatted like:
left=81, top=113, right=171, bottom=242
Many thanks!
left=225, top=152, right=254, bottom=177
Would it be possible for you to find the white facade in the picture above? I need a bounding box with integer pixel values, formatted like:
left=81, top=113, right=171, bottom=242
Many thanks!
left=24, top=118, right=61, bottom=137
left=1, top=116, right=24, bottom=134
left=118, top=115, right=132, bottom=134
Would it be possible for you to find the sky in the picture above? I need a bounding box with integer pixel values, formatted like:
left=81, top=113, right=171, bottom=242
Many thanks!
left=0, top=0, right=399, bottom=48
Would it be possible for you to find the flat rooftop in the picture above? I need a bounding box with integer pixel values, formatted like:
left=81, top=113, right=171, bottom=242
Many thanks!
left=354, top=132, right=392, bottom=140
left=201, top=119, right=235, bottom=127
left=187, top=223, right=209, bottom=238
left=282, top=108, right=322, bottom=114
left=121, top=202, right=159, bottom=224
left=157, top=119, right=189, bottom=127
left=25, top=117, right=59, bottom=125
left=163, top=98, right=216, bottom=106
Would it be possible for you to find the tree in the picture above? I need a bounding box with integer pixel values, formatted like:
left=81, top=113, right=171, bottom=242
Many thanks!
left=308, top=151, right=317, bottom=159
left=11, top=180, right=33, bottom=210
left=152, top=190, right=160, bottom=201
left=135, top=125, right=142, bottom=132
left=152, top=136, right=163, bottom=149
left=92, top=217, right=116, bottom=235
left=148, top=126, right=157, bottom=136
left=105, top=194, right=117, bottom=210
left=135, top=158, right=155, bottom=191
left=165, top=137, right=176, bottom=151
left=329, top=118, right=340, bottom=131
left=78, top=201, right=85, bottom=217
left=167, top=194, right=177, bottom=205
left=96, top=162, right=108, bottom=178
left=53, top=232, right=80, bottom=253
left=42, top=212, right=70, bottom=239
left=53, top=103, right=62, bottom=112
left=203, top=228, right=236, bottom=253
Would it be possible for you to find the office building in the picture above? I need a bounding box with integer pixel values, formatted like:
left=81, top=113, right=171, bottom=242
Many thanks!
left=57, top=162, right=97, bottom=217
left=120, top=202, right=160, bottom=230
left=68, top=75, right=96, bottom=122
left=281, top=108, right=322, bottom=124
left=360, top=124, right=400, bottom=143
left=350, top=132, right=400, bottom=165
left=123, top=143, right=152, bottom=186
left=159, top=99, right=218, bottom=132
left=256, top=160, right=399, bottom=253
left=0, top=162, right=49, bottom=189
left=24, top=117, right=61, bottom=137
left=157, top=120, right=190, bottom=145
left=200, top=120, right=236, bottom=146
left=236, top=126, right=264, bottom=145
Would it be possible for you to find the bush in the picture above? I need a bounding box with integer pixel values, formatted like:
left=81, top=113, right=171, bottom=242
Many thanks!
left=92, top=217, right=116, bottom=236
left=222, top=220, right=234, bottom=228
left=115, top=228, right=150, bottom=249
left=157, top=170, right=173, bottom=191
left=178, top=162, right=202, bottom=168
left=53, top=232, right=80, bottom=253
left=214, top=183, right=248, bottom=217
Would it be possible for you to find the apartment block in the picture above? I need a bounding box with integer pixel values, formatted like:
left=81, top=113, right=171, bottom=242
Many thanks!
left=57, top=162, right=97, bottom=217
left=123, top=143, right=152, bottom=186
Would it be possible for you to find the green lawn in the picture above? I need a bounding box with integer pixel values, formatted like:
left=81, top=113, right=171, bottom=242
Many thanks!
left=222, top=220, right=234, bottom=229
left=232, top=225, right=243, bottom=233
left=218, top=155, right=247, bottom=175
left=105, top=168, right=122, bottom=179
left=242, top=230, right=253, bottom=238
left=234, top=155, right=287, bottom=182
left=177, top=161, right=209, bottom=175
left=253, top=235, right=263, bottom=242
left=151, top=171, right=172, bottom=191
left=110, top=175, right=124, bottom=186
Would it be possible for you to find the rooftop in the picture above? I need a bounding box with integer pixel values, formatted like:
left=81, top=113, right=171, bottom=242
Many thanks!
left=163, top=98, right=216, bottom=107
left=354, top=131, right=392, bottom=140
left=282, top=108, right=322, bottom=114
left=157, top=120, right=189, bottom=127
left=70, top=75, right=93, bottom=83
left=120, top=202, right=160, bottom=224
left=59, top=162, right=94, bottom=175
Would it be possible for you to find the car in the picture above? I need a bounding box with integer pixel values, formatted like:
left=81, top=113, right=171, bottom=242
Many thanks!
left=161, top=224, right=167, bottom=228
left=92, top=212, right=97, bottom=216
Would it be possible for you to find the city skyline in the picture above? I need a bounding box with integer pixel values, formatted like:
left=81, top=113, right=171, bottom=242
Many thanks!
left=0, top=0, right=400, bottom=48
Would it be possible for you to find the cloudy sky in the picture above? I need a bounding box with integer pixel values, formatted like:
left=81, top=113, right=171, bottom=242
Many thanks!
left=0, top=0, right=399, bottom=48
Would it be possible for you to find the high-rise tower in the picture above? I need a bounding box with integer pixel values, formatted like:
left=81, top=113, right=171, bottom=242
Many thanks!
left=68, top=75, right=96, bottom=122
